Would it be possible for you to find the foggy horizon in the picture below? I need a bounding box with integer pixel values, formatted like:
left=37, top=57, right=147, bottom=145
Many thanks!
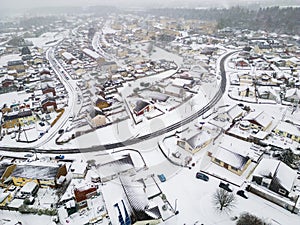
left=1, top=0, right=300, bottom=10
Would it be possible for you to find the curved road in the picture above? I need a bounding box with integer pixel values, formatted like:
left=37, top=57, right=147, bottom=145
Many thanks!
left=0, top=51, right=235, bottom=154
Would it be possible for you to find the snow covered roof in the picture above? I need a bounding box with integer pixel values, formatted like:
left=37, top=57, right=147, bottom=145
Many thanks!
left=96, top=154, right=135, bottom=179
left=253, top=158, right=297, bottom=192
left=120, top=176, right=162, bottom=221
left=212, top=146, right=250, bottom=170
left=12, top=164, right=62, bottom=180
left=275, top=121, right=300, bottom=137
left=186, top=131, right=212, bottom=149
left=243, top=110, right=273, bottom=129
left=275, top=162, right=297, bottom=191
left=20, top=181, right=38, bottom=194
left=82, top=48, right=101, bottom=60
left=70, top=161, right=87, bottom=176
left=0, top=192, right=9, bottom=203
left=134, top=100, right=150, bottom=113
left=62, top=52, right=76, bottom=61
left=172, top=78, right=193, bottom=87
left=227, top=104, right=244, bottom=120
left=285, top=88, right=300, bottom=99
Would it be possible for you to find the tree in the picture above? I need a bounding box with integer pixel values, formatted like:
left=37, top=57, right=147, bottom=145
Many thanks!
left=236, top=212, right=268, bottom=225
left=213, top=188, right=236, bottom=212
left=280, top=149, right=295, bottom=167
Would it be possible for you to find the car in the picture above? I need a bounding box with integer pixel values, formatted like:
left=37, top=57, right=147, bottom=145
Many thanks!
left=196, top=172, right=209, bottom=181
left=55, top=155, right=65, bottom=160
left=157, top=174, right=166, bottom=182
left=236, top=190, right=248, bottom=199
left=219, top=182, right=233, bottom=192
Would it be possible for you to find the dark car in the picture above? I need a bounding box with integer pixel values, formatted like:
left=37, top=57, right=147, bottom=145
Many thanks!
left=157, top=174, right=166, bottom=182
left=196, top=172, right=209, bottom=181
left=219, top=182, right=233, bottom=192
left=55, top=155, right=65, bottom=160
left=236, top=190, right=248, bottom=199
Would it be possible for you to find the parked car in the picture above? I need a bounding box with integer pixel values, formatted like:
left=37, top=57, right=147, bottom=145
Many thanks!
left=219, top=182, right=233, bottom=192
left=157, top=174, right=166, bottom=182
left=236, top=190, right=248, bottom=199
left=196, top=172, right=209, bottom=181
left=55, top=155, right=65, bottom=160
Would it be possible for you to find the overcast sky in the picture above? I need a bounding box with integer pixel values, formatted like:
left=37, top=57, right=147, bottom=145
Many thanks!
left=0, top=0, right=299, bottom=9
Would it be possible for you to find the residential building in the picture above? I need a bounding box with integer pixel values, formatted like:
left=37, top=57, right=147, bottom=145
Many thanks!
left=11, top=164, right=67, bottom=188
left=273, top=121, right=300, bottom=143
left=252, top=158, right=297, bottom=198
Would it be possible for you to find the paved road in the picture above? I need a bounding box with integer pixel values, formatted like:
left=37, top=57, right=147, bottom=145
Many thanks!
left=0, top=51, right=235, bottom=154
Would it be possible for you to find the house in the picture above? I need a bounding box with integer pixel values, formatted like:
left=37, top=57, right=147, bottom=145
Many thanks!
left=238, top=73, right=253, bottom=85
left=20, top=181, right=39, bottom=196
left=82, top=48, right=104, bottom=63
left=74, top=185, right=97, bottom=209
left=284, top=88, right=300, bottom=103
left=273, top=121, right=300, bottom=143
left=93, top=96, right=111, bottom=109
left=164, top=85, right=185, bottom=98
left=91, top=115, right=107, bottom=128
left=7, top=60, right=25, bottom=72
left=238, top=86, right=255, bottom=98
left=235, top=58, right=249, bottom=68
left=252, top=158, right=297, bottom=198
left=257, top=86, right=278, bottom=101
left=11, top=163, right=67, bottom=188
left=69, top=161, right=88, bottom=179
left=96, top=154, right=135, bottom=182
left=207, top=134, right=261, bottom=175
left=210, top=104, right=245, bottom=130
left=243, top=110, right=273, bottom=131
left=62, top=52, right=76, bottom=64
left=119, top=176, right=162, bottom=225
left=41, top=95, right=57, bottom=112
left=133, top=100, right=154, bottom=116
left=210, top=146, right=251, bottom=175
left=177, top=129, right=213, bottom=154
left=2, top=109, right=36, bottom=129
left=0, top=75, right=14, bottom=88
left=0, top=164, right=16, bottom=184
left=41, top=83, right=56, bottom=96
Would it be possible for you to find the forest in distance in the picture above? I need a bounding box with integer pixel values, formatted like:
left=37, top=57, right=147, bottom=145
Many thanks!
left=1, top=6, right=300, bottom=36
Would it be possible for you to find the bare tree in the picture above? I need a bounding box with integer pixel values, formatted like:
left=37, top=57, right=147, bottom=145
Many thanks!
left=213, top=188, right=236, bottom=212
left=236, top=212, right=269, bottom=225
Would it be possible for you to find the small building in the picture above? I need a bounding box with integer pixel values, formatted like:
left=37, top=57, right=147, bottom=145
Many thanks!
left=41, top=83, right=56, bottom=96
left=284, top=88, right=300, bottom=103
left=0, top=164, right=16, bottom=184
left=243, top=110, right=273, bottom=131
left=7, top=60, right=25, bottom=72
left=82, top=48, right=104, bottom=63
left=62, top=52, right=76, bottom=64
left=74, top=186, right=97, bottom=209
left=69, top=162, right=88, bottom=179
left=93, top=96, right=111, bottom=109
left=91, top=115, right=107, bottom=128
left=119, top=176, right=162, bottom=225
left=177, top=130, right=213, bottom=154
left=273, top=121, right=300, bottom=143
left=164, top=85, right=185, bottom=98
left=41, top=96, right=57, bottom=112
left=252, top=158, right=297, bottom=198
left=133, top=100, right=154, bottom=116
left=210, top=146, right=251, bottom=175
left=20, top=181, right=39, bottom=196
left=96, top=154, right=135, bottom=182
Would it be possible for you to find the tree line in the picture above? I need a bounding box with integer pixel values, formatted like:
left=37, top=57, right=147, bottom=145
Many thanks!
left=149, top=6, right=300, bottom=35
